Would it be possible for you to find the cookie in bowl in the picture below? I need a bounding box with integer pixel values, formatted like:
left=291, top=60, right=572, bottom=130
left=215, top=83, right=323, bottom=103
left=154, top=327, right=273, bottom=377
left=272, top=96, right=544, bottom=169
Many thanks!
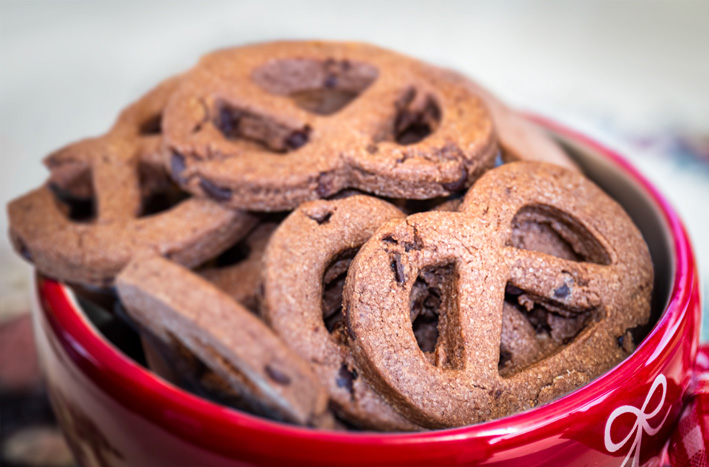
left=8, top=42, right=661, bottom=451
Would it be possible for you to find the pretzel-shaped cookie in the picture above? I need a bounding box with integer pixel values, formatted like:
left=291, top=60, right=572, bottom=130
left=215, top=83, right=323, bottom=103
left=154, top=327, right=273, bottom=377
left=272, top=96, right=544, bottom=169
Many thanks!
left=343, top=162, right=652, bottom=428
left=253, top=192, right=569, bottom=426
left=163, top=41, right=497, bottom=211
left=261, top=195, right=421, bottom=430
left=116, top=253, right=334, bottom=428
left=8, top=78, right=257, bottom=286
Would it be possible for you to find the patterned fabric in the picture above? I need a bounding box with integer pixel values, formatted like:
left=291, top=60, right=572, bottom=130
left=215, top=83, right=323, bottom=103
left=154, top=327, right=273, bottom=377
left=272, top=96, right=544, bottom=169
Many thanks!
left=667, top=346, right=709, bottom=467
left=668, top=398, right=708, bottom=466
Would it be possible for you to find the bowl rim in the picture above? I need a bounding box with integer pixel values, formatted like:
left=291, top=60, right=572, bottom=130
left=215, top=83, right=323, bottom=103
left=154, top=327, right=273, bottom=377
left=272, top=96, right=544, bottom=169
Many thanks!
left=35, top=116, right=698, bottom=449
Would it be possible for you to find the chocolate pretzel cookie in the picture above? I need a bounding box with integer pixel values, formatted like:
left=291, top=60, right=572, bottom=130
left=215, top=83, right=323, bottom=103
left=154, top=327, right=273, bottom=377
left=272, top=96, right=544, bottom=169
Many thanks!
left=8, top=78, right=257, bottom=286
left=261, top=195, right=421, bottom=430
left=163, top=41, right=498, bottom=211
left=116, top=253, right=334, bottom=428
left=343, top=162, right=652, bottom=428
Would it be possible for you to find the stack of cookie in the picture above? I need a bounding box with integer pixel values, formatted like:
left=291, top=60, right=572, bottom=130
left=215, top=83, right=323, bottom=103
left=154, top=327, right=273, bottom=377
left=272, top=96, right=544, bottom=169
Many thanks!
left=7, top=41, right=653, bottom=431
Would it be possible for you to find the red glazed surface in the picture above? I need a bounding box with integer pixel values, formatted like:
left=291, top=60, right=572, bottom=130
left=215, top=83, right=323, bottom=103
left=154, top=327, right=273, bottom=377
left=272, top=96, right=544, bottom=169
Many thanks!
left=32, top=120, right=702, bottom=466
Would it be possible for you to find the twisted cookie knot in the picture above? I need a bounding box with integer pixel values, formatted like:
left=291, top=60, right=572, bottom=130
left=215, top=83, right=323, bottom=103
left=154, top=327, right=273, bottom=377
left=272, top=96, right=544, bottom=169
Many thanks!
left=163, top=41, right=499, bottom=211
left=343, top=162, right=653, bottom=428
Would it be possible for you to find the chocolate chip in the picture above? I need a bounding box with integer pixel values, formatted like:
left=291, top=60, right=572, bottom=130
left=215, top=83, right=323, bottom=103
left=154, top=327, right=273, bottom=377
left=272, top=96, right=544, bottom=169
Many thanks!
left=170, top=152, right=187, bottom=184
left=285, top=127, right=310, bottom=151
left=441, top=166, right=468, bottom=192
left=366, top=143, right=378, bottom=154
left=616, top=335, right=624, bottom=348
left=264, top=364, right=291, bottom=385
left=199, top=178, right=232, bottom=201
left=316, top=173, right=335, bottom=198
left=336, top=364, right=358, bottom=395
left=403, top=231, right=423, bottom=252
left=390, top=252, right=406, bottom=285
left=323, top=74, right=338, bottom=89
left=553, top=283, right=570, bottom=299
left=216, top=105, right=240, bottom=137
left=413, top=228, right=424, bottom=249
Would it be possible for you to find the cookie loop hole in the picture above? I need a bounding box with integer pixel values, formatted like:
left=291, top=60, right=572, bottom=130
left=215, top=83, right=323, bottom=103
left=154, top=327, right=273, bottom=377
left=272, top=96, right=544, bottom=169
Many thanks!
left=138, top=113, right=163, bottom=135
left=508, top=204, right=611, bottom=265
left=322, top=248, right=359, bottom=334
left=138, top=164, right=191, bottom=218
left=409, top=262, right=463, bottom=370
left=501, top=204, right=610, bottom=377
left=498, top=282, right=600, bottom=377
left=49, top=180, right=96, bottom=223
left=213, top=239, right=252, bottom=269
left=252, top=58, right=379, bottom=116
left=393, top=89, right=441, bottom=145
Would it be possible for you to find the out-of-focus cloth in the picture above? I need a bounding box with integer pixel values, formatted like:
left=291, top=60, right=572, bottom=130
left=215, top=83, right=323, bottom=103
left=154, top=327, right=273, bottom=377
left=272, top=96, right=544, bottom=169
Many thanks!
left=668, top=346, right=709, bottom=467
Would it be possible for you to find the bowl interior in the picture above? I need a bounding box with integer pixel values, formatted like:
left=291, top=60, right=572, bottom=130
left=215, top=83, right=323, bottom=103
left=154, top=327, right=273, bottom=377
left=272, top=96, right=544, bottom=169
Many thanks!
left=63, top=124, right=677, bottom=433
left=557, top=132, right=674, bottom=334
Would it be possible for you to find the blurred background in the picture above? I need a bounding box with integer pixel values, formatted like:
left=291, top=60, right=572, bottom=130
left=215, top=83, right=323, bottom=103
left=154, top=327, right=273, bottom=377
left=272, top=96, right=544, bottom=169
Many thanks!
left=1, top=1, right=708, bottom=464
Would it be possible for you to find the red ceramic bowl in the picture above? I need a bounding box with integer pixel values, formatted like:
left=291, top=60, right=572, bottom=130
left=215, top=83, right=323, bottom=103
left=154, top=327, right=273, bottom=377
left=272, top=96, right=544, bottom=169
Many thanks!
left=32, top=119, right=702, bottom=466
